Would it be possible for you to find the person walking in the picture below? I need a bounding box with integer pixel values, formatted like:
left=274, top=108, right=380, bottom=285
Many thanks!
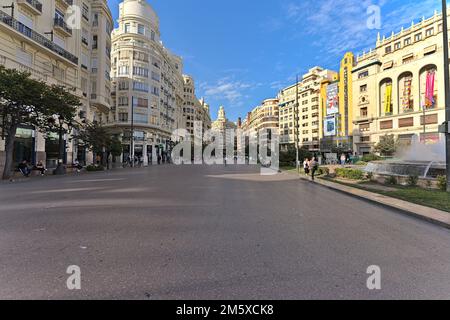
left=340, top=153, right=346, bottom=166
left=303, top=158, right=310, bottom=175
left=309, top=157, right=319, bottom=181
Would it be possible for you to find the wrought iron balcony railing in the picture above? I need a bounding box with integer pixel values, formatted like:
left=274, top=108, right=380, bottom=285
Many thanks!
left=54, top=17, right=72, bottom=36
left=0, top=10, right=78, bottom=65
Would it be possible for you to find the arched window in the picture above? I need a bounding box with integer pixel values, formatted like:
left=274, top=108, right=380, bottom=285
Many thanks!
left=419, top=64, right=437, bottom=109
left=380, top=78, right=393, bottom=115
left=398, top=72, right=414, bottom=113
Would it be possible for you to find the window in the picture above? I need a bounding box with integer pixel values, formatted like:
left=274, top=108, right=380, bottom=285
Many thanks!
left=82, top=3, right=89, bottom=21
left=124, top=23, right=131, bottom=33
left=55, top=9, right=64, bottom=21
left=151, top=30, right=155, bottom=41
left=394, top=42, right=401, bottom=50
left=81, top=53, right=89, bottom=70
left=133, top=51, right=149, bottom=62
left=385, top=46, right=392, bottom=54
left=404, top=38, right=411, bottom=46
left=414, top=33, right=422, bottom=41
left=132, top=97, right=148, bottom=108
left=137, top=24, right=145, bottom=35
left=133, top=81, right=149, bottom=92
left=360, top=85, right=367, bottom=92
left=118, top=96, right=128, bottom=106
left=118, top=81, right=128, bottom=90
left=92, top=13, right=99, bottom=27
left=360, top=107, right=368, bottom=118
left=399, top=117, right=414, bottom=128
left=118, top=113, right=128, bottom=122
left=358, top=70, right=369, bottom=79
left=425, top=28, right=434, bottom=37
left=81, top=28, right=89, bottom=46
left=92, top=35, right=98, bottom=49
left=118, top=66, right=129, bottom=76
left=133, top=66, right=148, bottom=77
left=91, top=58, right=98, bottom=72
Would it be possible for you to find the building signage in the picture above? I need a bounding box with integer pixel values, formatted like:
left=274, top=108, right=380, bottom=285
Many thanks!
left=326, top=82, right=339, bottom=116
left=324, top=116, right=336, bottom=137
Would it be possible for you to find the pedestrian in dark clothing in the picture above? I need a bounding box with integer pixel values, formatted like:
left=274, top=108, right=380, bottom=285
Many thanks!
left=18, top=160, right=31, bottom=177
left=309, top=157, right=318, bottom=181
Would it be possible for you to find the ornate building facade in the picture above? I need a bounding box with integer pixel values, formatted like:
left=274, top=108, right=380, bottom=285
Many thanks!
left=110, top=0, right=184, bottom=164
left=0, top=0, right=113, bottom=172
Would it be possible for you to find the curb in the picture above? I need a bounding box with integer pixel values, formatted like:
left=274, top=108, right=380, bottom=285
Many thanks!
left=296, top=175, right=450, bottom=229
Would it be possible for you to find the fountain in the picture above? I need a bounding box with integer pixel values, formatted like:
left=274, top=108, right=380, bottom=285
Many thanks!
left=364, top=134, right=446, bottom=178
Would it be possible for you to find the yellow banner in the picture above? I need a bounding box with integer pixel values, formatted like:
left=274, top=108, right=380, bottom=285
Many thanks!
left=384, top=84, right=392, bottom=114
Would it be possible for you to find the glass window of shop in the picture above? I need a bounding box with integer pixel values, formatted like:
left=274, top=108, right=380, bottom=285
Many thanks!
left=13, top=127, right=34, bottom=167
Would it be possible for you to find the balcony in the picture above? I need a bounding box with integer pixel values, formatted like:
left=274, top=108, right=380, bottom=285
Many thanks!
left=56, top=0, right=73, bottom=8
left=0, top=10, right=78, bottom=65
left=54, top=18, right=72, bottom=37
left=17, top=0, right=42, bottom=15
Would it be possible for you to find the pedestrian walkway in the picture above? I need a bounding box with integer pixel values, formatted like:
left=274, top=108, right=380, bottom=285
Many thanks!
left=298, top=174, right=450, bottom=229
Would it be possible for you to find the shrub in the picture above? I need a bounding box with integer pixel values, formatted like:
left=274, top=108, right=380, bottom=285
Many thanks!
left=86, top=165, right=104, bottom=172
left=316, top=167, right=330, bottom=176
left=361, top=154, right=382, bottom=162
left=407, top=175, right=419, bottom=187
left=355, top=161, right=368, bottom=166
left=385, top=175, right=398, bottom=185
left=426, top=180, right=432, bottom=189
left=437, top=175, right=447, bottom=191
left=335, top=168, right=365, bottom=180
left=366, top=172, right=374, bottom=181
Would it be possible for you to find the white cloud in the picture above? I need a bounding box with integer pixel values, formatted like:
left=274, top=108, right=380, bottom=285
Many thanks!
left=282, top=0, right=440, bottom=56
left=201, top=77, right=261, bottom=107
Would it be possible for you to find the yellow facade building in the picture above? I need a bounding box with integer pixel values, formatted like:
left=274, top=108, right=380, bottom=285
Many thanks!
left=352, top=10, right=447, bottom=155
left=319, top=52, right=354, bottom=152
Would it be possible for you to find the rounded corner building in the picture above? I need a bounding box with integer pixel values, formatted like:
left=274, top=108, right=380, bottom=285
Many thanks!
left=110, top=0, right=185, bottom=165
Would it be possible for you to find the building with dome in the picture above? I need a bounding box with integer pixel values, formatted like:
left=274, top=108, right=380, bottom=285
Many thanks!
left=109, top=0, right=185, bottom=165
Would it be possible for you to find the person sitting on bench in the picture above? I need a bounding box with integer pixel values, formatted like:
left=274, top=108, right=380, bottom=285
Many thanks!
left=18, top=160, right=31, bottom=177
left=34, top=161, right=46, bottom=176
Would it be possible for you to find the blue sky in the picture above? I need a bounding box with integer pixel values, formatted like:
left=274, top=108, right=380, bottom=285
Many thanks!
left=107, top=0, right=442, bottom=121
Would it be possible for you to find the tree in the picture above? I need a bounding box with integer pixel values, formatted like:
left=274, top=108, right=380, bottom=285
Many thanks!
left=76, top=122, right=122, bottom=169
left=39, top=85, right=81, bottom=174
left=0, top=66, right=48, bottom=180
left=374, top=134, right=398, bottom=156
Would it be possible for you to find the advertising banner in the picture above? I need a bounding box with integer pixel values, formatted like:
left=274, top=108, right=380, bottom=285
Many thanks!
left=324, top=117, right=336, bottom=137
left=326, top=82, right=339, bottom=116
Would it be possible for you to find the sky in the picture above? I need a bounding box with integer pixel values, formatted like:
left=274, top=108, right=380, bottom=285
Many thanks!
left=107, top=0, right=442, bottom=121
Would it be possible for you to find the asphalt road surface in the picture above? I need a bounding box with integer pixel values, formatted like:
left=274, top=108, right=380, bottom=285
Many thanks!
left=1, top=165, right=450, bottom=299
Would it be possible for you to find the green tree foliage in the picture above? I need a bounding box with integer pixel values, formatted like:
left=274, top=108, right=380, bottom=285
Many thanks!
left=76, top=122, right=122, bottom=168
left=0, top=66, right=47, bottom=179
left=374, top=134, right=398, bottom=156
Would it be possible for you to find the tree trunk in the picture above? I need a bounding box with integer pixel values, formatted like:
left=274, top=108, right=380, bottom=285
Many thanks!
left=2, top=125, right=17, bottom=180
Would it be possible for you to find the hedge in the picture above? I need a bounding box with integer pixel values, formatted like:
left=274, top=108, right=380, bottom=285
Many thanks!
left=335, top=168, right=365, bottom=180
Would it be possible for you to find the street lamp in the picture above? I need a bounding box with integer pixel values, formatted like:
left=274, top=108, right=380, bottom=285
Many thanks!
left=442, top=0, right=450, bottom=192
left=49, top=115, right=66, bottom=175
left=295, top=74, right=300, bottom=175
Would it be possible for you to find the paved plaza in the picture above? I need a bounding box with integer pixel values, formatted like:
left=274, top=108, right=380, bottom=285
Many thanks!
left=1, top=165, right=450, bottom=299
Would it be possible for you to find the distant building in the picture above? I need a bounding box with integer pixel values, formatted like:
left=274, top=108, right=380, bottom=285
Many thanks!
left=278, top=67, right=337, bottom=152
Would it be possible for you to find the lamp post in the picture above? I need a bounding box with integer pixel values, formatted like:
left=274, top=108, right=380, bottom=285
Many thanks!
left=442, top=0, right=450, bottom=192
left=53, top=115, right=66, bottom=175
left=295, top=74, right=300, bottom=175
left=130, top=99, right=134, bottom=168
